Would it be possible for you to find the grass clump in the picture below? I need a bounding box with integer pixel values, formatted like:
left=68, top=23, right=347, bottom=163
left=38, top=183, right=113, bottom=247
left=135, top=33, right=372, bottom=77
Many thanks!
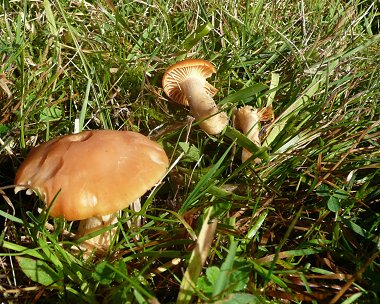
left=1, top=0, right=380, bottom=303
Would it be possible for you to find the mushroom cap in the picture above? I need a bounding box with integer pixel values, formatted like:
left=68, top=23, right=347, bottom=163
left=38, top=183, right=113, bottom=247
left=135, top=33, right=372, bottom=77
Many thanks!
left=162, top=58, right=218, bottom=106
left=14, top=130, right=169, bottom=220
left=235, top=106, right=274, bottom=132
left=235, top=106, right=260, bottom=131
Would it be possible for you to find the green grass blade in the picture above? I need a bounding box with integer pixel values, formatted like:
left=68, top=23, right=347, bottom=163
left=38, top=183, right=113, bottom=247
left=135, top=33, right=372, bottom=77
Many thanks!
left=179, top=143, right=233, bottom=213
left=43, top=0, right=58, bottom=36
left=246, top=210, right=268, bottom=240
left=256, top=43, right=288, bottom=75
left=212, top=240, right=238, bottom=298
left=177, top=207, right=217, bottom=304
left=264, top=60, right=339, bottom=148
left=1, top=240, right=47, bottom=260
left=0, top=210, right=23, bottom=224
left=182, top=23, right=213, bottom=52
left=266, top=72, right=280, bottom=107
left=78, top=78, right=92, bottom=132
left=219, top=83, right=268, bottom=106
left=224, top=126, right=268, bottom=161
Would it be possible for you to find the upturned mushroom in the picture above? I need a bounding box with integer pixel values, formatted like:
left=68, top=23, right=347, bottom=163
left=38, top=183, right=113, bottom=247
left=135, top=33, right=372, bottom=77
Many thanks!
left=14, top=130, right=169, bottom=254
left=162, top=58, right=228, bottom=135
left=235, top=106, right=273, bottom=162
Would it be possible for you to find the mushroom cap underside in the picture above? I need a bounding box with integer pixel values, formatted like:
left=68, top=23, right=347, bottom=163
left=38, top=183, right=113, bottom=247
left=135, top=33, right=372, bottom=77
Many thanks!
left=162, top=58, right=217, bottom=106
left=14, top=130, right=169, bottom=220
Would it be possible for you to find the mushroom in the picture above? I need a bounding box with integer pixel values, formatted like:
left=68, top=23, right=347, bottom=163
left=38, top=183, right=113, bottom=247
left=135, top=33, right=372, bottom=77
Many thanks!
left=162, top=58, right=228, bottom=135
left=235, top=106, right=274, bottom=162
left=14, top=130, right=169, bottom=254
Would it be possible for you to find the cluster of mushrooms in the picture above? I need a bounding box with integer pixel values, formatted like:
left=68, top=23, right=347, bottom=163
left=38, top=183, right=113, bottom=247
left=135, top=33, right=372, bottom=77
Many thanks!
left=14, top=58, right=273, bottom=256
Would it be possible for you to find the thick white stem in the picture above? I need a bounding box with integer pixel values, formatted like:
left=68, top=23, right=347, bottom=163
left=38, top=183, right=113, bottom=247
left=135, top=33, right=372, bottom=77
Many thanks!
left=181, top=77, right=228, bottom=135
left=76, top=198, right=143, bottom=255
left=127, top=198, right=142, bottom=232
left=77, top=213, right=118, bottom=253
left=129, top=199, right=142, bottom=241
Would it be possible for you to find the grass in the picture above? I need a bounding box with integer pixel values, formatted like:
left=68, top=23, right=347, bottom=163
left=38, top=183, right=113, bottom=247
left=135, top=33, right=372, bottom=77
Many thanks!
left=1, top=0, right=380, bottom=303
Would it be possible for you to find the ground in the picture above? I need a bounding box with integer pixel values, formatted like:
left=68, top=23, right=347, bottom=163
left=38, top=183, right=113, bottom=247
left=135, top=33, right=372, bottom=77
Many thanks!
left=0, top=0, right=380, bottom=303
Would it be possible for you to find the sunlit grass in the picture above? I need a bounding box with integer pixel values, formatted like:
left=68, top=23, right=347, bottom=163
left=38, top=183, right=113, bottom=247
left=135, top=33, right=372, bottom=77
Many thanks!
left=1, top=0, right=379, bottom=303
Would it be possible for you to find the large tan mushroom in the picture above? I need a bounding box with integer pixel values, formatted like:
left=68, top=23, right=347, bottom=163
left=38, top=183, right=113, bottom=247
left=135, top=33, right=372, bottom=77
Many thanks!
left=162, top=59, right=228, bottom=135
left=235, top=106, right=273, bottom=162
left=14, top=130, right=169, bottom=254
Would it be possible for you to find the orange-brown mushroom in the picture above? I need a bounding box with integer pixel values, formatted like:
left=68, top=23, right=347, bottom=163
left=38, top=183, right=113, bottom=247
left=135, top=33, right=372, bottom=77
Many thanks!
left=14, top=130, right=169, bottom=254
left=235, top=106, right=273, bottom=162
left=162, top=59, right=228, bottom=135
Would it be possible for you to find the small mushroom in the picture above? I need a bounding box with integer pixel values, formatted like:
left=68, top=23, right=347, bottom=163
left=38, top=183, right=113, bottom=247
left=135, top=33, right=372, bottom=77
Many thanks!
left=235, top=106, right=273, bottom=162
left=14, top=130, right=169, bottom=254
left=162, top=58, right=228, bottom=135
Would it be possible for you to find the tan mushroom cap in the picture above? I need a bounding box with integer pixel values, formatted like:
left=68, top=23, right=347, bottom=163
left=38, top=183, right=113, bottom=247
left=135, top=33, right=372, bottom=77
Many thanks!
left=162, top=58, right=218, bottom=106
left=14, top=130, right=169, bottom=221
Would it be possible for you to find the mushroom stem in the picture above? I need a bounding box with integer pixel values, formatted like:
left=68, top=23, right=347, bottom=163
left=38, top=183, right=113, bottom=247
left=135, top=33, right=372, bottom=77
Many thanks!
left=77, top=213, right=118, bottom=252
left=181, top=77, right=228, bottom=135
left=127, top=198, right=142, bottom=230
left=235, top=106, right=273, bottom=162
left=76, top=198, right=143, bottom=253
